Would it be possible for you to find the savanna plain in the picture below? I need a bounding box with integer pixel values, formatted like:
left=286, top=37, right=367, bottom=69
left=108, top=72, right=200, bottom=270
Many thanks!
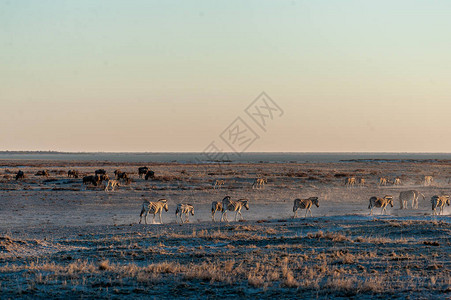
left=0, top=159, right=450, bottom=299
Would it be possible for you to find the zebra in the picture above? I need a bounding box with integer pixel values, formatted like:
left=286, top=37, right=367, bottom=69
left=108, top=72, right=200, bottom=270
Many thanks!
left=293, top=197, right=319, bottom=218
left=424, top=176, right=433, bottom=186
left=431, top=195, right=450, bottom=216
left=252, top=178, right=267, bottom=189
left=139, top=199, right=169, bottom=224
left=213, top=180, right=225, bottom=189
left=394, top=178, right=402, bottom=185
left=368, top=195, right=393, bottom=215
left=399, top=190, right=425, bottom=209
left=104, top=180, right=120, bottom=192
left=175, top=203, right=194, bottom=223
left=221, top=197, right=249, bottom=222
left=345, top=177, right=356, bottom=188
left=211, top=201, right=223, bottom=222
left=379, top=177, right=388, bottom=186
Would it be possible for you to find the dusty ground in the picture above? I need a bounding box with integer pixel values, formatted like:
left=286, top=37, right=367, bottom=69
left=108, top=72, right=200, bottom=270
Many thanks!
left=0, top=159, right=450, bottom=299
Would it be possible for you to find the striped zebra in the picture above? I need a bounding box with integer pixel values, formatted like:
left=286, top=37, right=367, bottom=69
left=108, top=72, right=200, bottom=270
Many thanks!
left=368, top=195, right=393, bottom=215
left=394, top=178, right=402, bottom=185
left=345, top=177, right=356, bottom=188
left=221, top=197, right=249, bottom=222
left=293, top=197, right=319, bottom=218
left=252, top=178, right=267, bottom=189
left=431, top=195, right=450, bottom=216
left=175, top=203, right=194, bottom=223
left=211, top=201, right=223, bottom=222
left=139, top=199, right=169, bottom=224
left=424, top=176, right=433, bottom=186
left=379, top=177, right=388, bottom=186
left=399, top=190, right=425, bottom=209
left=213, top=180, right=225, bottom=189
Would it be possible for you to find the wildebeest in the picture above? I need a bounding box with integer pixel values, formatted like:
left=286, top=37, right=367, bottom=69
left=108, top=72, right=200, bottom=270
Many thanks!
left=95, top=169, right=107, bottom=176
left=138, top=167, right=149, bottom=178
left=15, top=170, right=25, bottom=181
left=175, top=203, right=195, bottom=224
left=139, top=199, right=169, bottom=224
left=35, top=170, right=49, bottom=177
left=67, top=170, right=79, bottom=178
left=83, top=175, right=99, bottom=186
left=368, top=195, right=393, bottom=215
left=293, top=197, right=319, bottom=218
left=399, top=190, right=425, bottom=209
left=145, top=170, right=155, bottom=180
left=115, top=171, right=129, bottom=181
left=114, top=170, right=122, bottom=179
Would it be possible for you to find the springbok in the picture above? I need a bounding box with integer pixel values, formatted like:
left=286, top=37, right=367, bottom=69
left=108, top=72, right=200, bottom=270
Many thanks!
left=379, top=177, right=388, bottom=186
left=175, top=203, right=194, bottom=223
left=213, top=180, right=225, bottom=189
left=139, top=199, right=169, bottom=224
left=431, top=195, right=450, bottom=216
left=252, top=178, right=267, bottom=189
left=424, top=176, right=433, bottom=186
left=359, top=178, right=366, bottom=187
left=293, top=197, right=319, bottom=218
left=394, top=178, right=402, bottom=185
left=221, top=197, right=249, bottom=222
left=368, top=195, right=393, bottom=215
left=211, top=201, right=223, bottom=222
left=345, top=177, right=356, bottom=188
left=399, top=190, right=425, bottom=209
left=104, top=180, right=120, bottom=192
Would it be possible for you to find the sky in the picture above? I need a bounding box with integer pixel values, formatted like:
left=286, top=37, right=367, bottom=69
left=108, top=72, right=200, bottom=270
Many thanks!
left=1, top=0, right=451, bottom=152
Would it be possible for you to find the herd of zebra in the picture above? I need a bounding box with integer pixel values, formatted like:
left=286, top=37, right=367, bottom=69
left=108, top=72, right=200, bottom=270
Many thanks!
left=137, top=191, right=450, bottom=225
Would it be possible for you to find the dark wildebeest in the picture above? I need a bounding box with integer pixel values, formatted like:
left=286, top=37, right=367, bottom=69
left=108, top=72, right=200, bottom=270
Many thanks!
left=138, top=167, right=149, bottom=178
left=95, top=169, right=107, bottom=176
left=145, top=170, right=155, bottom=180
left=116, top=172, right=129, bottom=181
left=35, top=170, right=49, bottom=177
left=15, top=170, right=25, bottom=181
left=97, top=174, right=109, bottom=183
left=68, top=170, right=79, bottom=178
left=83, top=175, right=100, bottom=186
left=114, top=170, right=122, bottom=179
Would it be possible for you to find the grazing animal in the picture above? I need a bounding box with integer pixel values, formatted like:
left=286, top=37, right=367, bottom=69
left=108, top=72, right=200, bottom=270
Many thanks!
left=368, top=195, right=393, bottom=215
left=115, top=171, right=129, bottom=181
left=399, top=190, right=425, bottom=209
left=83, top=175, right=99, bottom=186
left=252, top=178, right=267, bottom=189
left=359, top=178, right=366, bottom=187
left=138, top=167, right=149, bottom=178
left=139, top=199, right=169, bottom=224
left=345, top=177, right=356, bottom=188
left=394, top=178, right=402, bottom=185
left=95, top=169, right=106, bottom=176
left=221, top=197, right=249, bottom=222
left=293, top=197, right=319, bottom=218
left=104, top=180, right=120, bottom=192
left=214, top=180, right=225, bottom=189
left=379, top=177, right=388, bottom=186
left=145, top=170, right=155, bottom=180
left=175, top=203, right=195, bottom=223
left=424, top=176, right=433, bottom=186
left=35, top=170, right=49, bottom=177
left=431, top=195, right=450, bottom=215
left=67, top=170, right=79, bottom=178
left=211, top=201, right=223, bottom=222
left=114, top=170, right=122, bottom=179
left=15, top=170, right=25, bottom=181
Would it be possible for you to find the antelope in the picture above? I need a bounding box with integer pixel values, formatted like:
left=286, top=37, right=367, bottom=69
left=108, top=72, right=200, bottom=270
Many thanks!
left=359, top=178, right=366, bottom=187
left=424, top=176, right=433, bottom=186
left=345, top=177, right=356, bottom=188
left=379, top=177, right=388, bottom=186
left=368, top=195, right=393, bottom=215
left=399, top=190, right=425, bottom=209
left=293, top=197, right=319, bottom=218
left=431, top=195, right=450, bottom=216
left=221, top=197, right=249, bottom=222
left=213, top=180, right=225, bottom=189
left=175, top=203, right=195, bottom=223
left=211, top=201, right=223, bottom=222
left=394, top=178, right=402, bottom=185
left=104, top=180, right=120, bottom=192
left=139, top=199, right=169, bottom=224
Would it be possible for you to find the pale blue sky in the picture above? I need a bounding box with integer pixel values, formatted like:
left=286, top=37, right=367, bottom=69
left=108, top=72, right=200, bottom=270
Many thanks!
left=1, top=0, right=450, bottom=152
